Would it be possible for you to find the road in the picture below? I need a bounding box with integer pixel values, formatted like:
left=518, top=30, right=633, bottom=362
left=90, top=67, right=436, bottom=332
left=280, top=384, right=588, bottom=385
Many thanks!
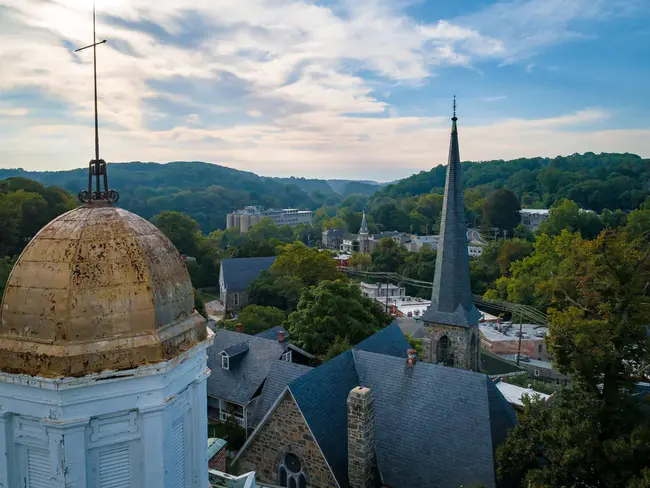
left=467, top=228, right=488, bottom=245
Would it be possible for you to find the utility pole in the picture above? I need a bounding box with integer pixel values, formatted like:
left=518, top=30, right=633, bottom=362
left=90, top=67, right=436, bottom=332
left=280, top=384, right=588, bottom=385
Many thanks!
left=516, top=312, right=523, bottom=366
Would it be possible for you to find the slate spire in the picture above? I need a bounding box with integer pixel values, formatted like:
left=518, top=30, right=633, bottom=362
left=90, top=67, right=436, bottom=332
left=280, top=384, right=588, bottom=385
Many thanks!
left=359, top=211, right=369, bottom=235
left=422, top=98, right=481, bottom=327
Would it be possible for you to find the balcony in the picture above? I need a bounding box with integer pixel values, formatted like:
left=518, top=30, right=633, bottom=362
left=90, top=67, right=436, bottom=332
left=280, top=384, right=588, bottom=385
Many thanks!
left=219, top=410, right=245, bottom=428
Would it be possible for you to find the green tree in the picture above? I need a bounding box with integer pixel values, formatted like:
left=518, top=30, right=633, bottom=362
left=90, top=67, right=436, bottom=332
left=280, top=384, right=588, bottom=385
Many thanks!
left=287, top=280, right=392, bottom=356
left=248, top=271, right=304, bottom=312
left=152, top=211, right=202, bottom=256
left=194, top=289, right=206, bottom=316
left=538, top=199, right=603, bottom=239
left=237, top=305, right=286, bottom=335
left=497, top=228, right=650, bottom=487
left=349, top=252, right=371, bottom=270
left=370, top=238, right=408, bottom=273
left=496, top=238, right=533, bottom=276
left=0, top=256, right=17, bottom=296
left=272, top=242, right=341, bottom=287
left=483, top=189, right=521, bottom=233
left=399, top=248, right=437, bottom=297
left=324, top=336, right=353, bottom=361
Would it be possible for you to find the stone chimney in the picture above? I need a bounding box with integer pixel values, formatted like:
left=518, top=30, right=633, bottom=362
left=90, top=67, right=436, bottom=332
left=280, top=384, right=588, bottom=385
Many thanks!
left=278, top=330, right=285, bottom=342
left=236, top=323, right=244, bottom=333
left=347, top=386, right=376, bottom=488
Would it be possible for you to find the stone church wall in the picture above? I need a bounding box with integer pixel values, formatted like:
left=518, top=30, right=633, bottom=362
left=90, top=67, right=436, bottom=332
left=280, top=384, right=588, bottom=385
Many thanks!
left=421, top=324, right=479, bottom=370
left=237, top=392, right=338, bottom=488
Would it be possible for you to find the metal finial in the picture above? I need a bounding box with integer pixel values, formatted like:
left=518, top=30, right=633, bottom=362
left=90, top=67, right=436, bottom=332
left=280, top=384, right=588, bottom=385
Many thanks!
left=453, top=95, right=457, bottom=118
left=75, top=1, right=119, bottom=205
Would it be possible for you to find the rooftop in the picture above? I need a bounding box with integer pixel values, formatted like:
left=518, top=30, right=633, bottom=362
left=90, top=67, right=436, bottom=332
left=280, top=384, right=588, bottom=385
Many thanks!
left=495, top=380, right=550, bottom=407
left=220, top=256, right=277, bottom=293
left=520, top=208, right=550, bottom=215
left=479, top=322, right=549, bottom=342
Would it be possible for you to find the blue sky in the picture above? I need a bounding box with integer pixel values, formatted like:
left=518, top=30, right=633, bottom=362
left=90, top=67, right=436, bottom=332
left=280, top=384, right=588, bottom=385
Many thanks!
left=0, top=0, right=648, bottom=181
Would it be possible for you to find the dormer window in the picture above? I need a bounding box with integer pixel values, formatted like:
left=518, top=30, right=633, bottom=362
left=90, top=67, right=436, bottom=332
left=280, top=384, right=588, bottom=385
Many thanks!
left=281, top=350, right=292, bottom=362
left=221, top=352, right=230, bottom=370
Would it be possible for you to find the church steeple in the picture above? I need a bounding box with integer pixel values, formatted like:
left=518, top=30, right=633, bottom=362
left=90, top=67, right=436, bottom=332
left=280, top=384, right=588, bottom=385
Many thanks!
left=422, top=98, right=481, bottom=328
left=359, top=211, right=369, bottom=235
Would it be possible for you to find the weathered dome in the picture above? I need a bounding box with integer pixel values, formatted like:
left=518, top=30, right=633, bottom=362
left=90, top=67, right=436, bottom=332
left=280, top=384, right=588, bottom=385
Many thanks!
left=0, top=203, right=207, bottom=378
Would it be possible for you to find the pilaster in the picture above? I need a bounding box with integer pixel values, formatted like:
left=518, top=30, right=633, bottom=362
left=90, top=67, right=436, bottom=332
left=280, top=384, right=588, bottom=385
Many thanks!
left=0, top=412, right=10, bottom=488
left=141, top=404, right=166, bottom=488
left=42, top=418, right=90, bottom=488
left=190, top=370, right=209, bottom=487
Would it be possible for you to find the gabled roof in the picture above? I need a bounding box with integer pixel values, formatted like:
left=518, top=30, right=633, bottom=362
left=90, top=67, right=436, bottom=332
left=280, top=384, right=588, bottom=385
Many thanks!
left=207, top=329, right=286, bottom=405
left=252, top=360, right=313, bottom=426
left=422, top=109, right=481, bottom=328
left=354, top=322, right=410, bottom=358
left=236, top=326, right=517, bottom=488
left=222, top=341, right=249, bottom=357
left=220, top=256, right=277, bottom=293
left=255, top=325, right=288, bottom=341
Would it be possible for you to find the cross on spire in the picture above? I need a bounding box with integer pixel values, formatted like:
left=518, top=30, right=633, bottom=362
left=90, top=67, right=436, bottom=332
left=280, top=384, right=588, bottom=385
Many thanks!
left=75, top=1, right=119, bottom=204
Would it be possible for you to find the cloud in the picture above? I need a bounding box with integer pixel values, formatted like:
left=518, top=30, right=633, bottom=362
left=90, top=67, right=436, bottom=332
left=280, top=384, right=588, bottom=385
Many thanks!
left=0, top=107, right=29, bottom=116
left=481, top=96, right=507, bottom=102
left=0, top=0, right=648, bottom=180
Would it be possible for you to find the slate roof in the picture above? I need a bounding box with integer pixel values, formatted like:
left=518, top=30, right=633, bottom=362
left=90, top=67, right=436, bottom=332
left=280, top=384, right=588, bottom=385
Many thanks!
left=207, top=329, right=287, bottom=405
left=222, top=341, right=249, bottom=357
left=422, top=112, right=481, bottom=328
left=286, top=350, right=516, bottom=488
left=255, top=325, right=288, bottom=341
left=252, top=360, right=312, bottom=426
left=354, top=322, right=410, bottom=358
left=220, top=256, right=277, bottom=293
left=359, top=212, right=369, bottom=234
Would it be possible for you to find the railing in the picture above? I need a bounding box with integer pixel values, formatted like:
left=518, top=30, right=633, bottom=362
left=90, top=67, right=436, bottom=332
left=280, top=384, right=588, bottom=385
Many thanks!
left=219, top=411, right=245, bottom=428
left=342, top=268, right=548, bottom=326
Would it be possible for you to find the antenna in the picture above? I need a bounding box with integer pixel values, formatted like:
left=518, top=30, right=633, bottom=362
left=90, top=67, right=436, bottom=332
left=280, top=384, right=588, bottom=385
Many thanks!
left=75, top=1, right=119, bottom=204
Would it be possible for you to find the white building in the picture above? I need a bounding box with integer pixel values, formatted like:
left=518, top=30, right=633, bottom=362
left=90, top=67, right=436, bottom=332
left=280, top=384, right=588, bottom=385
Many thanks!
left=519, top=209, right=550, bottom=231
left=407, top=234, right=483, bottom=257
left=359, top=282, right=406, bottom=300
left=0, top=204, right=214, bottom=488
left=226, top=206, right=313, bottom=232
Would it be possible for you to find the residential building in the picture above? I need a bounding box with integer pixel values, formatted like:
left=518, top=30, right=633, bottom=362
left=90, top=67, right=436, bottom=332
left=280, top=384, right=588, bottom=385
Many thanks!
left=519, top=208, right=550, bottom=231
left=227, top=206, right=313, bottom=232
left=408, top=234, right=483, bottom=257
left=480, top=322, right=550, bottom=360
left=333, top=253, right=351, bottom=268
left=340, top=213, right=411, bottom=254
left=321, top=228, right=344, bottom=250
left=494, top=379, right=551, bottom=411
left=234, top=324, right=517, bottom=488
left=359, top=281, right=405, bottom=299
left=219, top=256, right=277, bottom=312
left=0, top=198, right=212, bottom=487
left=500, top=355, right=571, bottom=387
left=206, top=326, right=313, bottom=431
left=385, top=295, right=431, bottom=318
left=419, top=105, right=483, bottom=371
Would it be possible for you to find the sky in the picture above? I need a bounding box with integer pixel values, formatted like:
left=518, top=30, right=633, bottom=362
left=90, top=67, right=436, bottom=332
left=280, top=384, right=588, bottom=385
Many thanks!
left=0, top=0, right=649, bottom=181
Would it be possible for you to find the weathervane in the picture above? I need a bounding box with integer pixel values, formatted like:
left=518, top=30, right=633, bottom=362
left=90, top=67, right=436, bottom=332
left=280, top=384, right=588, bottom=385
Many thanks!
left=75, top=1, right=119, bottom=204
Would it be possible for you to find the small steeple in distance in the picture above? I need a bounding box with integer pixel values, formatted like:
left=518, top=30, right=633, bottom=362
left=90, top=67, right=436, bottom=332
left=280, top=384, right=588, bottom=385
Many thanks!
left=359, top=211, right=369, bottom=235
left=422, top=97, right=481, bottom=328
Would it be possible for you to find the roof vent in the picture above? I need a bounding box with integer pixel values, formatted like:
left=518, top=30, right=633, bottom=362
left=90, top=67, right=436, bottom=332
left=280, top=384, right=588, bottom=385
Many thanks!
left=236, top=323, right=244, bottom=333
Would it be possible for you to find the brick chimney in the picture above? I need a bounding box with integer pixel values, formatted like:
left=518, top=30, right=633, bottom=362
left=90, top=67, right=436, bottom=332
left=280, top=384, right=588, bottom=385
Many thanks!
left=278, top=330, right=285, bottom=342
left=347, top=386, right=376, bottom=488
left=236, top=323, right=244, bottom=333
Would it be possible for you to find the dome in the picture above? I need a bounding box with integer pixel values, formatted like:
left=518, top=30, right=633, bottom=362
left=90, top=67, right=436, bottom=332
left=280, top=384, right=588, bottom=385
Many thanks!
left=0, top=203, right=207, bottom=378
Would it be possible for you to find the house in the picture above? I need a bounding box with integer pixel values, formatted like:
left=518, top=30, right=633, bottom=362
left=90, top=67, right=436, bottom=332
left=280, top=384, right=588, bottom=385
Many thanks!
left=500, top=354, right=571, bottom=387
left=519, top=209, right=550, bottom=231
left=206, top=326, right=314, bottom=431
left=333, top=253, right=351, bottom=268
left=322, top=228, right=345, bottom=250
left=359, top=281, right=405, bottom=299
left=219, top=256, right=277, bottom=312
left=480, top=321, right=551, bottom=360
left=234, top=324, right=517, bottom=488
left=494, top=378, right=551, bottom=411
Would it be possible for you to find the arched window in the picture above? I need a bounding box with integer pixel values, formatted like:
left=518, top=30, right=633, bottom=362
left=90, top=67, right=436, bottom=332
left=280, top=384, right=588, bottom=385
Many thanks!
left=278, top=452, right=306, bottom=488
left=436, top=336, right=454, bottom=367
left=470, top=334, right=479, bottom=371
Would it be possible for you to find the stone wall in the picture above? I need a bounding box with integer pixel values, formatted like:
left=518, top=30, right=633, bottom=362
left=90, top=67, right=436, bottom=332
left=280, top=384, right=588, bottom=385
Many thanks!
left=421, top=324, right=480, bottom=371
left=347, top=387, right=376, bottom=488
left=237, top=392, right=338, bottom=488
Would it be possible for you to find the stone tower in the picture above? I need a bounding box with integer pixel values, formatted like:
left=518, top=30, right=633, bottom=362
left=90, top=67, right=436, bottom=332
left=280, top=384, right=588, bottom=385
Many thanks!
left=358, top=211, right=371, bottom=254
left=420, top=99, right=481, bottom=371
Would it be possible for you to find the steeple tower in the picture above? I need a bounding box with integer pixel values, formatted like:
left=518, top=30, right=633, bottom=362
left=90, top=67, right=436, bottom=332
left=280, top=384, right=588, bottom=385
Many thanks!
left=359, top=211, right=369, bottom=235
left=420, top=97, right=481, bottom=371
left=358, top=211, right=371, bottom=253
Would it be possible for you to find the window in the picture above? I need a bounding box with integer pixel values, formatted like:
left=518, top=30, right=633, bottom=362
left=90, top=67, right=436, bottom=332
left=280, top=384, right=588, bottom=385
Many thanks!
left=221, top=353, right=229, bottom=370
left=278, top=453, right=306, bottom=488
left=233, top=293, right=240, bottom=306
left=534, top=369, right=540, bottom=377
left=555, top=379, right=560, bottom=385
left=436, top=336, right=453, bottom=367
left=281, top=350, right=292, bottom=362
